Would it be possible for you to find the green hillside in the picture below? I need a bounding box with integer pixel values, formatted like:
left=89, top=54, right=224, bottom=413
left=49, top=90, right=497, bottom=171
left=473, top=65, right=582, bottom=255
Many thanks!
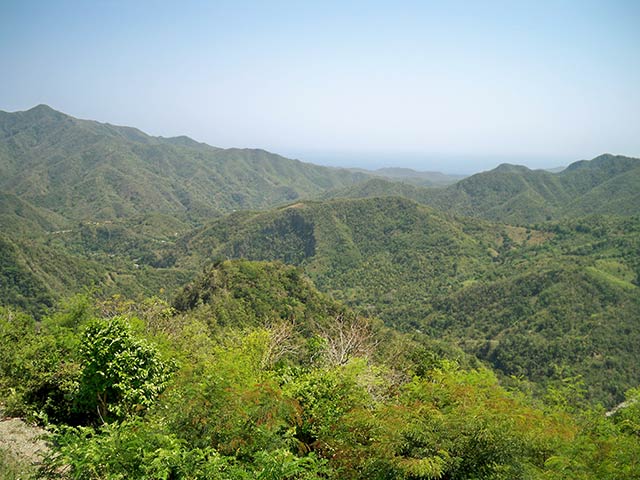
left=0, top=235, right=54, bottom=315
left=425, top=216, right=640, bottom=405
left=184, top=197, right=640, bottom=406
left=327, top=154, right=640, bottom=223
left=0, top=105, right=368, bottom=221
left=0, top=227, right=196, bottom=318
left=0, top=108, right=638, bottom=410
left=0, top=193, right=69, bottom=238
left=1, top=132, right=639, bottom=476
left=321, top=177, right=438, bottom=204
left=3, top=260, right=639, bottom=479
left=173, top=260, right=339, bottom=326
left=561, top=162, right=640, bottom=217
left=184, top=197, right=499, bottom=317
left=0, top=200, right=198, bottom=316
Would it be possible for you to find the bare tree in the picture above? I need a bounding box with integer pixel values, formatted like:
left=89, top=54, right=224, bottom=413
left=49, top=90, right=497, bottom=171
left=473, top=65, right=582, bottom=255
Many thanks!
left=262, top=319, right=300, bottom=368
left=316, top=314, right=379, bottom=366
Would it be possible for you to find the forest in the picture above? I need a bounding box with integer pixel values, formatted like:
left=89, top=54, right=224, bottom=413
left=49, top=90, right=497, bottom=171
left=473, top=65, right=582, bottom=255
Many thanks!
left=2, top=261, right=640, bottom=479
left=1, top=106, right=639, bottom=479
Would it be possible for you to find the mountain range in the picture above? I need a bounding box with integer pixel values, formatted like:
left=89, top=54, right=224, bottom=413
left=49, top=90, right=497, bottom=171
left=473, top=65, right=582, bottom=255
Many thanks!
left=327, top=154, right=640, bottom=224
left=1, top=105, right=639, bottom=407
left=0, top=105, right=368, bottom=222
left=2, top=105, right=638, bottom=228
left=180, top=196, right=640, bottom=405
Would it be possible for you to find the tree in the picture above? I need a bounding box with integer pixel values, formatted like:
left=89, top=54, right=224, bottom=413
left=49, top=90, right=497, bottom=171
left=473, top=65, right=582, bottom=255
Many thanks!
left=76, top=317, right=174, bottom=423
left=316, top=314, right=378, bottom=366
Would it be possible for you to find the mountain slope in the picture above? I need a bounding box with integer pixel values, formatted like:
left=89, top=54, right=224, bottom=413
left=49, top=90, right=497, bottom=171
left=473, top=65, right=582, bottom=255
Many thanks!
left=0, top=193, right=69, bottom=238
left=7, top=260, right=637, bottom=480
left=184, top=197, right=500, bottom=318
left=424, top=215, right=640, bottom=405
left=326, top=154, right=640, bottom=224
left=560, top=157, right=640, bottom=217
left=321, top=177, right=437, bottom=204
left=0, top=199, right=198, bottom=316
left=0, top=105, right=368, bottom=221
left=184, top=197, right=640, bottom=405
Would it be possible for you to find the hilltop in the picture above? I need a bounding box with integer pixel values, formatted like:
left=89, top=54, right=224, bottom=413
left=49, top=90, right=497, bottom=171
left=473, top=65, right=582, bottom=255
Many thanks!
left=0, top=105, right=368, bottom=222
left=183, top=197, right=640, bottom=405
left=347, top=166, right=464, bottom=186
left=0, top=108, right=638, bottom=407
left=327, top=154, right=640, bottom=223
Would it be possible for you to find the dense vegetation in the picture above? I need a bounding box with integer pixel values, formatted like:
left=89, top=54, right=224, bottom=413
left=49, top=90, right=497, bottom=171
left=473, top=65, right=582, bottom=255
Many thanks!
left=184, top=198, right=496, bottom=318
left=2, top=261, right=640, bottom=479
left=1, top=107, right=639, bottom=477
left=182, top=199, right=640, bottom=406
left=0, top=105, right=368, bottom=222
left=328, top=154, right=640, bottom=224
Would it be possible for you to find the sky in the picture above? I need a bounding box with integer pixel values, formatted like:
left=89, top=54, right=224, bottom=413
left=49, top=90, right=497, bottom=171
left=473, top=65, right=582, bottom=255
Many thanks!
left=1, top=0, right=639, bottom=173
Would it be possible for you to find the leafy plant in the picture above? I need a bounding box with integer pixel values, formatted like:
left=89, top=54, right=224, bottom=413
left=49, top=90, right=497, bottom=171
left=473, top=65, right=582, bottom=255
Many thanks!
left=75, top=317, right=175, bottom=423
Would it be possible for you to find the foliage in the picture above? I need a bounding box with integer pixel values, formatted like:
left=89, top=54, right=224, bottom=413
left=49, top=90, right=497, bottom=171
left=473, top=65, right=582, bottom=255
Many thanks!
left=0, top=303, right=83, bottom=422
left=184, top=197, right=640, bottom=406
left=0, top=235, right=54, bottom=317
left=1, top=111, right=640, bottom=478
left=326, top=154, right=640, bottom=224
left=75, top=316, right=175, bottom=423
left=0, top=104, right=367, bottom=222
left=0, top=266, right=639, bottom=478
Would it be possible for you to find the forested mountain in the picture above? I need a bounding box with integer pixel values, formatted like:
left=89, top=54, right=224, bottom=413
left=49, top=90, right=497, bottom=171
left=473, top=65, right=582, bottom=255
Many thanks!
left=321, top=177, right=438, bottom=204
left=0, top=226, right=194, bottom=318
left=327, top=154, right=640, bottom=223
left=0, top=105, right=368, bottom=221
left=1, top=107, right=638, bottom=408
left=3, top=261, right=640, bottom=479
left=183, top=197, right=640, bottom=406
left=1, top=107, right=640, bottom=478
left=426, top=215, right=640, bottom=405
left=186, top=198, right=489, bottom=316
left=184, top=197, right=497, bottom=311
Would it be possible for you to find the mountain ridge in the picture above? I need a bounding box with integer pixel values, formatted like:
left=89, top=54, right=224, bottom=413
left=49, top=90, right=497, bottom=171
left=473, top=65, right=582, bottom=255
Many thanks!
left=181, top=196, right=640, bottom=405
left=0, top=105, right=370, bottom=221
left=327, top=154, right=640, bottom=223
left=1, top=105, right=639, bottom=407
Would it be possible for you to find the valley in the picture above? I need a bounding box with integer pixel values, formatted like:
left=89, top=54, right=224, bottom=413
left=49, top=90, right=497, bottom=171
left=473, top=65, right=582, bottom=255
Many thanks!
left=1, top=106, right=639, bottom=479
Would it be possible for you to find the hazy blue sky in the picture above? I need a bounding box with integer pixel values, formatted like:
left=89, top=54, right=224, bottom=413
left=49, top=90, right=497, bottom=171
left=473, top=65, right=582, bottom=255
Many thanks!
left=1, top=0, right=639, bottom=172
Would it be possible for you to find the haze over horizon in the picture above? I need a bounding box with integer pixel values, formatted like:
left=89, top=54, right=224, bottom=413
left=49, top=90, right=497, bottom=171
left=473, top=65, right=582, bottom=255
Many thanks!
left=1, top=0, right=639, bottom=173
